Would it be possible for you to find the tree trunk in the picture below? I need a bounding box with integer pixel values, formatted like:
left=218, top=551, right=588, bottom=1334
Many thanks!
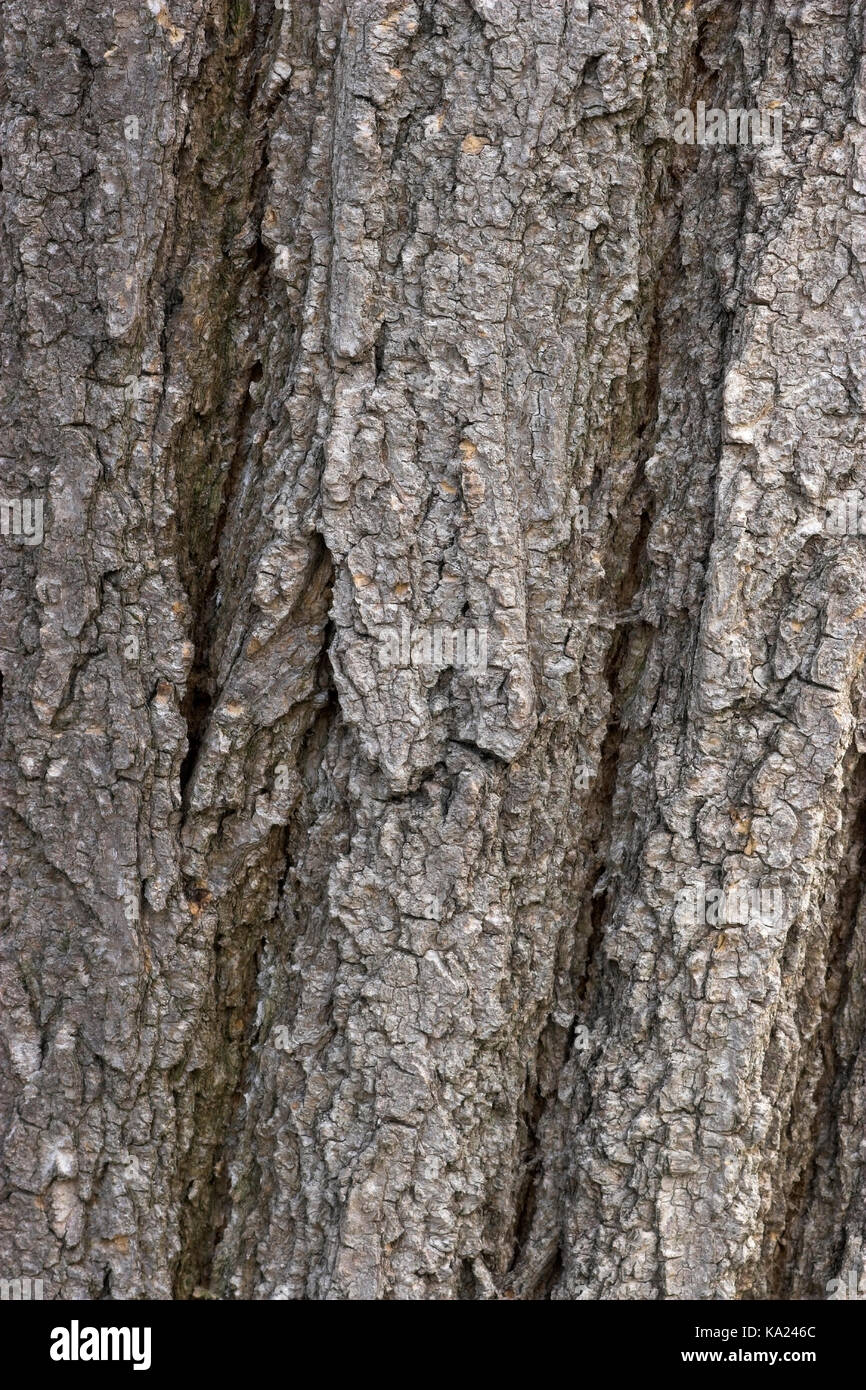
left=1, top=0, right=865, bottom=1301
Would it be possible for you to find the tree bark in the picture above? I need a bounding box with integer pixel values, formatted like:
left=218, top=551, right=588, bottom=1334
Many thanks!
left=1, top=0, right=865, bottom=1300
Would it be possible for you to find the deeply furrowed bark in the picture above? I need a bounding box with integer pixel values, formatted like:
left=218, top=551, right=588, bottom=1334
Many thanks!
left=1, top=0, right=864, bottom=1300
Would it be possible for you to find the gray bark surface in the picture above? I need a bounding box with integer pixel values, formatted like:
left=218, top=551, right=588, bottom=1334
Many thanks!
left=1, top=0, right=864, bottom=1300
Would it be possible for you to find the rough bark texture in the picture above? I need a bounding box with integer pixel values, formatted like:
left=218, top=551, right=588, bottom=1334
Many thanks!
left=1, top=0, right=865, bottom=1300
